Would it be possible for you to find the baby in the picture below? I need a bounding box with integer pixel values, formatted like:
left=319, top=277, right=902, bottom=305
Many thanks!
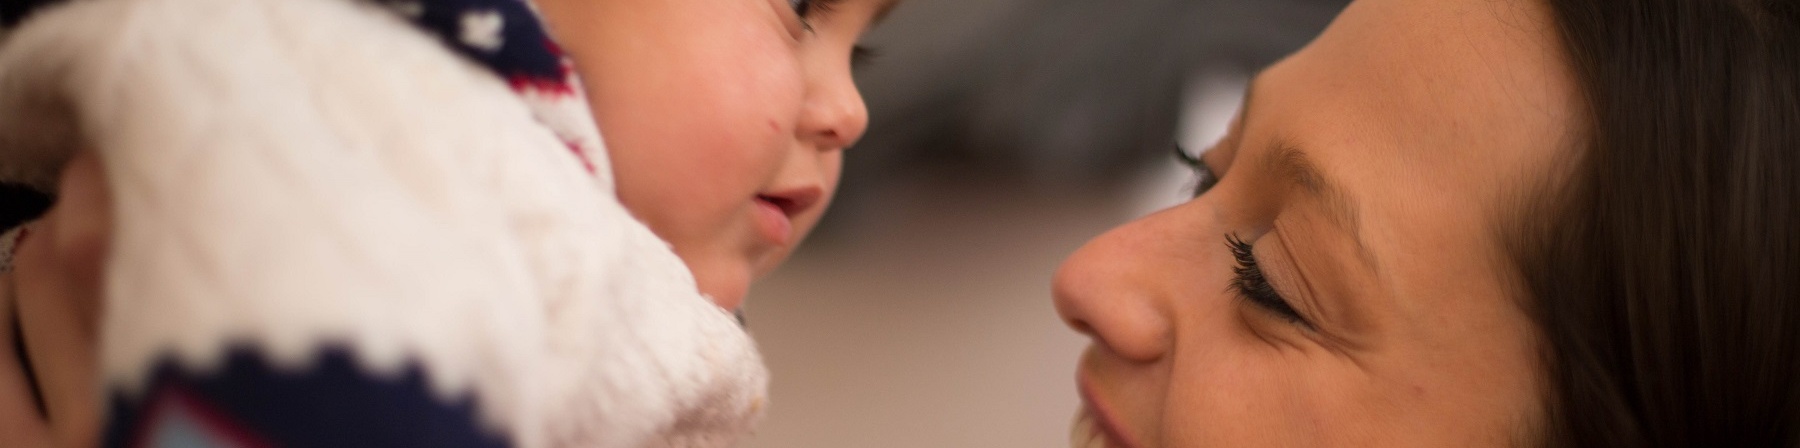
left=536, top=0, right=888, bottom=312
left=0, top=0, right=891, bottom=446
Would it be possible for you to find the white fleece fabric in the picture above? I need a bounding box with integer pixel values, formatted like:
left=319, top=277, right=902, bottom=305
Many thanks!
left=0, top=0, right=768, bottom=446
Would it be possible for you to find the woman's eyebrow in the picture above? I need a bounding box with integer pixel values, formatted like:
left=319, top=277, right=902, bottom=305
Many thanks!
left=1265, top=144, right=1381, bottom=273
left=1237, top=71, right=1375, bottom=272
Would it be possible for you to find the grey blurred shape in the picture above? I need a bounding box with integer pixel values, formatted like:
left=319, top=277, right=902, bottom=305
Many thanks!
left=840, top=0, right=1349, bottom=198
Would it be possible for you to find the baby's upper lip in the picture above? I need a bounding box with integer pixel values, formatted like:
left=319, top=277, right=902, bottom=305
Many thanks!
left=756, top=185, right=823, bottom=218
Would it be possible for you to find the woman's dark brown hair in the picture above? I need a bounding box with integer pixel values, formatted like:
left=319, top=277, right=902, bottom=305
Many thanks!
left=1518, top=0, right=1799, bottom=445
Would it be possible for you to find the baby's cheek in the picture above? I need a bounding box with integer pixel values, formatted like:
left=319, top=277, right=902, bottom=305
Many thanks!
left=721, top=37, right=806, bottom=135
left=736, top=70, right=805, bottom=151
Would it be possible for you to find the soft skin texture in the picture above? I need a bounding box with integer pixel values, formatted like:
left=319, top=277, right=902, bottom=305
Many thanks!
left=1054, top=0, right=1579, bottom=446
left=536, top=0, right=884, bottom=310
left=4, top=152, right=107, bottom=448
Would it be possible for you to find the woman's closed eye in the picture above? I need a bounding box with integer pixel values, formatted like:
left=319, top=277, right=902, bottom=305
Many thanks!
left=1226, top=234, right=1313, bottom=330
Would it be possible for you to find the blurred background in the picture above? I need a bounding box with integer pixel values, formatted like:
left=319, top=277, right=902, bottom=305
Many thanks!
left=742, top=0, right=1348, bottom=446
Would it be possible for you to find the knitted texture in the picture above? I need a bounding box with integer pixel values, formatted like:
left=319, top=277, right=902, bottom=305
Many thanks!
left=0, top=0, right=768, bottom=446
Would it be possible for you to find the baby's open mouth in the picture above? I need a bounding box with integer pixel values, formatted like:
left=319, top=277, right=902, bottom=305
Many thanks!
left=750, top=186, right=821, bottom=246
left=756, top=194, right=803, bottom=217
left=752, top=196, right=797, bottom=246
left=755, top=185, right=822, bottom=218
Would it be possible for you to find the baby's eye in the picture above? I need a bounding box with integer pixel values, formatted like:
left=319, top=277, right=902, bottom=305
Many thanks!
left=790, top=0, right=842, bottom=19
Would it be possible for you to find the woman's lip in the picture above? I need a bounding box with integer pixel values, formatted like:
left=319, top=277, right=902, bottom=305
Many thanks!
left=752, top=197, right=794, bottom=246
left=1078, top=370, right=1143, bottom=448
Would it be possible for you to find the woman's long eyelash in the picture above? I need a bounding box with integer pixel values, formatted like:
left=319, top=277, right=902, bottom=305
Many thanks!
left=1175, top=144, right=1219, bottom=197
left=1226, top=234, right=1311, bottom=328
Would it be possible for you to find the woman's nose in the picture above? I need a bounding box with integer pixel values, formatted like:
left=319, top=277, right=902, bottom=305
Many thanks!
left=1052, top=210, right=1180, bottom=363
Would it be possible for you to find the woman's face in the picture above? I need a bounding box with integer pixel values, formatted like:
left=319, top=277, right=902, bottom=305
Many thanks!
left=1054, top=0, right=1580, bottom=446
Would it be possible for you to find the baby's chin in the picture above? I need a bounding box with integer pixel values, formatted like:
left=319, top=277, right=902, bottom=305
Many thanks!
left=686, top=240, right=800, bottom=311
left=692, top=261, right=755, bottom=312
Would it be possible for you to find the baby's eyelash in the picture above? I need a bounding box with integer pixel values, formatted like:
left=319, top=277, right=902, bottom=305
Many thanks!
left=1175, top=144, right=1219, bottom=197
left=787, top=0, right=878, bottom=68
left=790, top=0, right=847, bottom=30
left=852, top=45, right=881, bottom=67
left=1226, top=234, right=1312, bottom=329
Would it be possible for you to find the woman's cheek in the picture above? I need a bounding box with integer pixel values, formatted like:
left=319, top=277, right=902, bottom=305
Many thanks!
left=7, top=152, right=111, bottom=448
left=20, top=151, right=111, bottom=316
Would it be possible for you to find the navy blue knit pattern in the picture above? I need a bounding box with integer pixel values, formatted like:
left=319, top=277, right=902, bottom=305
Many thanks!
left=103, top=346, right=509, bottom=448
left=373, top=0, right=569, bottom=89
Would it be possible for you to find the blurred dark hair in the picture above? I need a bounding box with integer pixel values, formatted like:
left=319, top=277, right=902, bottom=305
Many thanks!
left=1513, top=0, right=1799, bottom=446
left=0, top=183, right=49, bottom=233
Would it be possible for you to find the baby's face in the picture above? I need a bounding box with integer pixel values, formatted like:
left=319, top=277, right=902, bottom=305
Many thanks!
left=538, top=0, right=891, bottom=310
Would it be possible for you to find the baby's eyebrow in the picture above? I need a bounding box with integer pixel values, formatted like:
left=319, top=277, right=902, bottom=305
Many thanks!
left=870, top=0, right=902, bottom=26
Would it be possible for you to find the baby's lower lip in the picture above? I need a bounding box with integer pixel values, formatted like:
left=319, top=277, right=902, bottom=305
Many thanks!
left=752, top=197, right=793, bottom=246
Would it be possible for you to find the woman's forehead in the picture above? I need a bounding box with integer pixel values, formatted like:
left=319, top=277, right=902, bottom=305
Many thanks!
left=1249, top=0, right=1578, bottom=221
left=1233, top=0, right=1581, bottom=324
left=1274, top=0, right=1574, bottom=134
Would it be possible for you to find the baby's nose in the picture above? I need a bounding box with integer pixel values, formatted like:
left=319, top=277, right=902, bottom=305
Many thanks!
left=797, top=69, right=869, bottom=151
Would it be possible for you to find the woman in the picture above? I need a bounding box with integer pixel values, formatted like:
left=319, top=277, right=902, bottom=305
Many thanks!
left=1056, top=0, right=1798, bottom=446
